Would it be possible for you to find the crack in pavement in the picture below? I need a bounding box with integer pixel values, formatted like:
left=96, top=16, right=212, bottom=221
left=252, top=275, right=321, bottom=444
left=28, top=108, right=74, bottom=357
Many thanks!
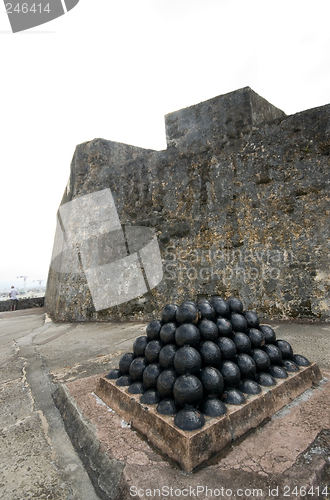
left=35, top=324, right=78, bottom=346
left=0, top=354, right=19, bottom=369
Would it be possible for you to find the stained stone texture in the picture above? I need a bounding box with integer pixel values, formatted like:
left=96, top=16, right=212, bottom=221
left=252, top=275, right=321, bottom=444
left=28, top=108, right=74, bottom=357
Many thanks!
left=45, top=87, right=330, bottom=322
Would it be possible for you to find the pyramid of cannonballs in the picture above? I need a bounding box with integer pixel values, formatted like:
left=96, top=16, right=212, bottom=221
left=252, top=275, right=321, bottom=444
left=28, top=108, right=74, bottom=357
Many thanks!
left=106, top=297, right=310, bottom=431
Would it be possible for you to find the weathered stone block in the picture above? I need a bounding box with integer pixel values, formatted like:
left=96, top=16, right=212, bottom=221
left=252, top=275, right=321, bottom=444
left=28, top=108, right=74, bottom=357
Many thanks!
left=165, top=87, right=285, bottom=150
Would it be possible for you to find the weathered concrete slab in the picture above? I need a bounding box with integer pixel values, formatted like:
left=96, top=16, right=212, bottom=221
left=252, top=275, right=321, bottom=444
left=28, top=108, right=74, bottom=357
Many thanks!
left=0, top=312, right=101, bottom=500
left=2, top=310, right=330, bottom=499
left=95, top=363, right=322, bottom=472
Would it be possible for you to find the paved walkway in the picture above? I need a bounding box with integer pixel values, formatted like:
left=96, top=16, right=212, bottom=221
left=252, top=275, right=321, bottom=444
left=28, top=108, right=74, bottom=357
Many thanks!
left=0, top=308, right=329, bottom=499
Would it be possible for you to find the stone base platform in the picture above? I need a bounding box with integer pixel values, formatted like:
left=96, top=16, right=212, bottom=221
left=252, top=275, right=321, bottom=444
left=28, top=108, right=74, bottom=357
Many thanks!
left=95, top=363, right=322, bottom=473
left=54, top=368, right=330, bottom=500
left=53, top=370, right=330, bottom=500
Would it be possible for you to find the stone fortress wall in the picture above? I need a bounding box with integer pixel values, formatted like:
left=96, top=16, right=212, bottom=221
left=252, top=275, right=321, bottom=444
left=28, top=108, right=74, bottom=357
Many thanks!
left=45, top=87, right=330, bottom=322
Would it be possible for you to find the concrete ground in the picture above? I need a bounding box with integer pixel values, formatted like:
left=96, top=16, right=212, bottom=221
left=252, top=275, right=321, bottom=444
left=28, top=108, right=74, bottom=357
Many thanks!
left=0, top=308, right=330, bottom=499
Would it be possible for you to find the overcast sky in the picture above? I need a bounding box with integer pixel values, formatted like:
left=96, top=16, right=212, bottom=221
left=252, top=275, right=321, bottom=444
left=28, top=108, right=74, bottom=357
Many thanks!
left=1, top=0, right=330, bottom=291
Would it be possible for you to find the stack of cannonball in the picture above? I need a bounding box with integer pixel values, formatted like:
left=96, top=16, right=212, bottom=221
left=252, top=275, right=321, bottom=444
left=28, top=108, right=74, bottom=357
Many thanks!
left=106, top=296, right=310, bottom=431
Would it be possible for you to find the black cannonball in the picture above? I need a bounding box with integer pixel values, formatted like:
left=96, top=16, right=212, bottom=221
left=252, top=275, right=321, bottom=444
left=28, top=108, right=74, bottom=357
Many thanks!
left=236, top=353, right=257, bottom=379
left=173, top=374, right=204, bottom=407
left=251, top=348, right=271, bottom=371
left=247, top=328, right=265, bottom=348
left=156, top=398, right=178, bottom=415
left=199, top=366, right=224, bottom=396
left=146, top=320, right=162, bottom=340
left=116, top=374, right=132, bottom=386
left=216, top=337, right=237, bottom=360
left=176, top=302, right=199, bottom=325
left=161, top=303, right=178, bottom=323
left=268, top=365, right=288, bottom=379
left=200, top=396, right=227, bottom=417
left=142, top=363, right=162, bottom=389
left=244, top=310, right=260, bottom=329
left=220, top=361, right=241, bottom=387
left=275, top=340, right=294, bottom=359
left=198, top=318, right=218, bottom=341
left=254, top=372, right=276, bottom=386
left=233, top=332, right=252, bottom=354
left=181, top=300, right=196, bottom=306
left=105, top=369, right=122, bottom=379
left=174, top=407, right=205, bottom=431
left=292, top=354, right=311, bottom=366
left=259, top=324, right=276, bottom=343
left=230, top=313, right=248, bottom=333
left=129, top=357, right=148, bottom=381
left=226, top=297, right=244, bottom=314
left=239, top=379, right=262, bottom=395
left=209, top=296, right=230, bottom=317
left=128, top=381, right=146, bottom=394
left=174, top=346, right=202, bottom=375
left=159, top=344, right=178, bottom=369
left=145, top=340, right=163, bottom=363
left=175, top=323, right=200, bottom=347
left=198, top=341, right=222, bottom=368
left=281, top=359, right=300, bottom=372
left=196, top=300, right=216, bottom=320
left=156, top=368, right=178, bottom=399
left=262, top=344, right=282, bottom=365
left=119, top=352, right=135, bottom=374
left=222, top=388, right=246, bottom=405
left=140, top=389, right=161, bottom=405
left=133, top=336, right=149, bottom=357
left=215, top=317, right=233, bottom=337
left=160, top=322, right=177, bottom=344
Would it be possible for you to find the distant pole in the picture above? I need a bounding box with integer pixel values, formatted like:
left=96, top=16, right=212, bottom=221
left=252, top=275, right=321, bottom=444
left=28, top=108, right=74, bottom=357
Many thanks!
left=17, top=276, right=28, bottom=295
